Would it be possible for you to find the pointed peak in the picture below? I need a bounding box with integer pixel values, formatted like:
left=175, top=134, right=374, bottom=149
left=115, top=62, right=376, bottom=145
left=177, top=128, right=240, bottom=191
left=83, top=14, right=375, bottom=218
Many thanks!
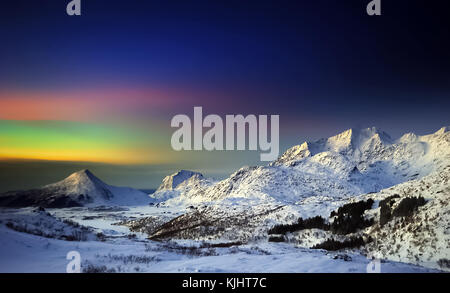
left=76, top=169, right=93, bottom=175
left=435, top=126, right=450, bottom=135
left=43, top=168, right=109, bottom=198
left=300, top=141, right=309, bottom=149
left=335, top=128, right=355, bottom=138
left=69, top=169, right=96, bottom=179
left=157, top=170, right=204, bottom=191
left=175, top=169, right=202, bottom=176
left=169, top=170, right=204, bottom=180
left=332, top=127, right=391, bottom=142
left=327, top=128, right=356, bottom=147
left=61, top=169, right=106, bottom=187
left=398, top=132, right=418, bottom=143
left=335, top=126, right=389, bottom=138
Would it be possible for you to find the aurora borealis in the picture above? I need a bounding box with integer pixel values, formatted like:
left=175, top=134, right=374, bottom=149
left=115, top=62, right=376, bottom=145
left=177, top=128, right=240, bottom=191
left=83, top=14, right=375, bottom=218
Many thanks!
left=1, top=0, right=449, bottom=191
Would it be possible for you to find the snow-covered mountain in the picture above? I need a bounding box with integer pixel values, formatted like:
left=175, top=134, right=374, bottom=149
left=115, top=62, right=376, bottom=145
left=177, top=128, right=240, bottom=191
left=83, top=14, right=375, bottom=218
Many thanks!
left=147, top=126, right=450, bottom=271
left=1, top=126, right=449, bottom=273
left=155, top=126, right=450, bottom=204
left=0, top=169, right=150, bottom=208
left=156, top=170, right=205, bottom=191
left=151, top=170, right=215, bottom=203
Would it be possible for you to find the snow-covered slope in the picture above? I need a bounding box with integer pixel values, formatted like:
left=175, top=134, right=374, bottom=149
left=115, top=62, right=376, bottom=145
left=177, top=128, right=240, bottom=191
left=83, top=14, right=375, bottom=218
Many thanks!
left=156, top=127, right=450, bottom=204
left=362, top=165, right=450, bottom=271
left=149, top=144, right=450, bottom=271
left=0, top=207, right=97, bottom=241
left=152, top=170, right=216, bottom=203
left=0, top=223, right=434, bottom=273
left=0, top=170, right=150, bottom=207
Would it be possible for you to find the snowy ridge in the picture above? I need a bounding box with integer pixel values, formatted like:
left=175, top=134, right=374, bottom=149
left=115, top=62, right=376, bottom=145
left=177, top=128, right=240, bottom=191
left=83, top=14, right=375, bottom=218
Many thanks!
left=155, top=126, right=450, bottom=204
left=273, top=127, right=393, bottom=166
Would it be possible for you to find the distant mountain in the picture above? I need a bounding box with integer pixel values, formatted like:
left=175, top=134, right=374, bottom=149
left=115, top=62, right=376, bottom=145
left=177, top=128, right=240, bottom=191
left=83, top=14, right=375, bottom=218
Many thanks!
left=156, top=170, right=205, bottom=191
left=154, top=126, right=450, bottom=204
left=0, top=169, right=150, bottom=208
left=151, top=170, right=214, bottom=203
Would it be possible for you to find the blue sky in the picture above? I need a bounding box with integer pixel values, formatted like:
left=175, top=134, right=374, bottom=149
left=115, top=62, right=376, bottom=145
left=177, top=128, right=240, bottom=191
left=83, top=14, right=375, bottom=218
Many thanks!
left=0, top=0, right=449, bottom=190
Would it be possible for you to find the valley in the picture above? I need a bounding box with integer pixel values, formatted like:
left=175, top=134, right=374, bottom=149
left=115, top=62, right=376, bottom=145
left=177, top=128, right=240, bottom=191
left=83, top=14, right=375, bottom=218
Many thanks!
left=1, top=126, right=449, bottom=273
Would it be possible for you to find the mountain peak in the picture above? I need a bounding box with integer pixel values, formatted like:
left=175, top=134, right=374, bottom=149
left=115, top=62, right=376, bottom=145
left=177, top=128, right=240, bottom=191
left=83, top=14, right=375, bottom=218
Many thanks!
left=64, top=169, right=102, bottom=185
left=435, top=126, right=450, bottom=135
left=79, top=169, right=93, bottom=175
left=157, top=170, right=204, bottom=191
left=72, top=168, right=94, bottom=177
left=327, top=127, right=391, bottom=152
left=274, top=127, right=392, bottom=166
left=334, top=127, right=391, bottom=141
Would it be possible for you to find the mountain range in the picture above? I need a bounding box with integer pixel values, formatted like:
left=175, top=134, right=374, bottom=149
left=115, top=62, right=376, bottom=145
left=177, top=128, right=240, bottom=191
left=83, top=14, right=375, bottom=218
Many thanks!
left=1, top=126, right=449, bottom=271
left=154, top=126, right=450, bottom=204
left=2, top=126, right=448, bottom=208
left=145, top=126, right=450, bottom=271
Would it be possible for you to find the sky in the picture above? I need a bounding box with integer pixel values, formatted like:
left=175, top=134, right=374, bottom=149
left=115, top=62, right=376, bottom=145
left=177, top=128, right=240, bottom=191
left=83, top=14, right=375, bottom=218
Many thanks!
left=1, top=0, right=449, bottom=191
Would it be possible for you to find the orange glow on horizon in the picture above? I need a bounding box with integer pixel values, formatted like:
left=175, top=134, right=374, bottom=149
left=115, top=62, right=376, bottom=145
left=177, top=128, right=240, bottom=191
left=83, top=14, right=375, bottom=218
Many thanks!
left=0, top=87, right=190, bottom=121
left=0, top=147, right=173, bottom=165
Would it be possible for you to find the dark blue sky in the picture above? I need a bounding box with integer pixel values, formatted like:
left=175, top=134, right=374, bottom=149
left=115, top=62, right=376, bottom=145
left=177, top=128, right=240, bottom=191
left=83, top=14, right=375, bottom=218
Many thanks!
left=0, top=0, right=449, bottom=190
left=1, top=1, right=449, bottom=137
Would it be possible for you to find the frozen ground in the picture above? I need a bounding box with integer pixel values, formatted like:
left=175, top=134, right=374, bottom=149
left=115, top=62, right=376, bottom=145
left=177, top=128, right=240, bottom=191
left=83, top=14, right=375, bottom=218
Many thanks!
left=0, top=222, right=435, bottom=273
left=0, top=206, right=439, bottom=273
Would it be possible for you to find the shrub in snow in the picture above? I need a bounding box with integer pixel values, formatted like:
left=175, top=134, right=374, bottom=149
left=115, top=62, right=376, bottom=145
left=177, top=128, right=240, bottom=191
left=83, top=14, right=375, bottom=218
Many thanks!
left=268, top=216, right=328, bottom=235
left=437, top=259, right=450, bottom=269
left=268, top=235, right=285, bottom=242
left=312, top=236, right=367, bottom=251
left=379, top=195, right=426, bottom=226
left=329, top=199, right=374, bottom=234
left=82, top=263, right=116, bottom=273
left=330, top=199, right=374, bottom=218
left=392, top=196, right=426, bottom=218
left=379, top=194, right=400, bottom=226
